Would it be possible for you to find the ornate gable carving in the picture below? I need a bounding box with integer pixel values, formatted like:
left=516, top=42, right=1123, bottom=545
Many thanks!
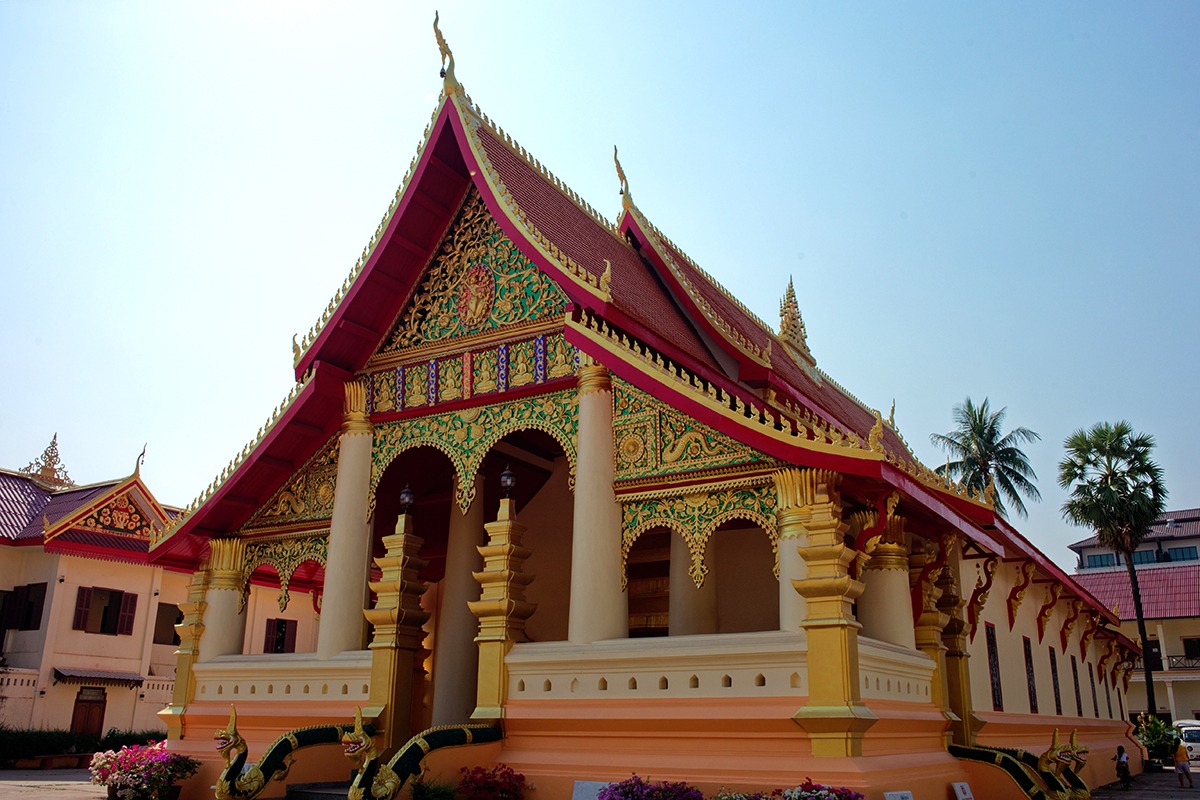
left=70, top=491, right=154, bottom=539
left=241, top=437, right=339, bottom=532
left=380, top=190, right=568, bottom=352
left=612, top=379, right=775, bottom=482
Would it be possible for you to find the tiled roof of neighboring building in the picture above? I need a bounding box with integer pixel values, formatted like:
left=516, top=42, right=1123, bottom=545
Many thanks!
left=0, top=470, right=54, bottom=540
left=1072, top=563, right=1200, bottom=620
left=17, top=482, right=118, bottom=540
left=1068, top=508, right=1200, bottom=551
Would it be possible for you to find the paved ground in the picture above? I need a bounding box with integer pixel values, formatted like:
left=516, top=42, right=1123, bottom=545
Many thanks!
left=0, top=766, right=1196, bottom=799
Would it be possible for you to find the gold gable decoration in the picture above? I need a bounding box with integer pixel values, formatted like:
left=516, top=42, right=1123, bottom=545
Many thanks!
left=380, top=191, right=568, bottom=351
left=72, top=491, right=153, bottom=539
left=241, top=534, right=329, bottom=613
left=612, top=378, right=776, bottom=482
left=241, top=437, right=339, bottom=532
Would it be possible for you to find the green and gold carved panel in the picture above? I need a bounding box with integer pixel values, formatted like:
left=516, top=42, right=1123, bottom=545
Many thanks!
left=242, top=534, right=329, bottom=612
left=371, top=388, right=579, bottom=516
left=242, top=437, right=339, bottom=531
left=613, top=379, right=774, bottom=482
left=620, top=480, right=778, bottom=587
left=380, top=190, right=568, bottom=350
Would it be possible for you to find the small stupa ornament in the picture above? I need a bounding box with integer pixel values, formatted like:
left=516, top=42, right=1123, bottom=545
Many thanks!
left=22, top=433, right=74, bottom=487
left=433, top=12, right=458, bottom=93
left=778, top=278, right=816, bottom=374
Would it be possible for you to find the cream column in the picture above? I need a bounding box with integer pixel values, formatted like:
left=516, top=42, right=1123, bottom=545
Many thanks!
left=668, top=534, right=718, bottom=635
left=568, top=361, right=628, bottom=643
left=431, top=474, right=485, bottom=726
left=318, top=379, right=375, bottom=659
left=855, top=514, right=915, bottom=649
left=778, top=524, right=807, bottom=633
left=197, top=539, right=247, bottom=661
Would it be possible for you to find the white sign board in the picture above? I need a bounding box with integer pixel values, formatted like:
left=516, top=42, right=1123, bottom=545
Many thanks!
left=572, top=781, right=607, bottom=800
left=883, top=792, right=914, bottom=800
left=952, top=782, right=975, bottom=800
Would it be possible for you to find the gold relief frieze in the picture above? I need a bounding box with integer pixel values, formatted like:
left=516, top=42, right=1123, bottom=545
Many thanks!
left=379, top=190, right=568, bottom=351
left=612, top=378, right=775, bottom=483
left=241, top=533, right=329, bottom=613
left=241, top=437, right=339, bottom=531
left=404, top=364, right=428, bottom=408
left=439, top=356, right=463, bottom=403
left=74, top=491, right=156, bottom=539
left=370, top=388, right=578, bottom=517
left=508, top=339, right=536, bottom=388
left=619, top=478, right=778, bottom=589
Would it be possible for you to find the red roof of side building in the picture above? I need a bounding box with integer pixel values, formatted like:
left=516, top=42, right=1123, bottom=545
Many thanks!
left=1069, top=508, right=1200, bottom=551
left=1072, top=564, right=1200, bottom=620
left=0, top=470, right=54, bottom=540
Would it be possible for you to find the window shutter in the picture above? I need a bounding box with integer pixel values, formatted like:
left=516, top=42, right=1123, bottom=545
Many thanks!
left=24, top=583, right=47, bottom=630
left=72, top=586, right=93, bottom=631
left=264, top=619, right=276, bottom=653
left=116, top=592, right=138, bottom=635
left=283, top=620, right=297, bottom=654
left=2, top=586, right=26, bottom=630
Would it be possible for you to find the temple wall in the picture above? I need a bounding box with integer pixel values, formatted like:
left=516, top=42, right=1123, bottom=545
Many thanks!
left=1, top=549, right=58, bottom=670
left=713, top=527, right=779, bottom=633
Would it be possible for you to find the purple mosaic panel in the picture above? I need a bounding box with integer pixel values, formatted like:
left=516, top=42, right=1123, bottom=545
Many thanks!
left=534, top=335, right=546, bottom=383
left=396, top=366, right=405, bottom=409
left=427, top=360, right=438, bottom=406
left=498, top=343, right=508, bottom=392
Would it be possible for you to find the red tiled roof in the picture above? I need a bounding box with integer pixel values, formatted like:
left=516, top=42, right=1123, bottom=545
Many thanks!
left=1069, top=509, right=1200, bottom=550
left=1072, top=564, right=1200, bottom=620
left=0, top=470, right=53, bottom=540
left=19, top=482, right=118, bottom=539
left=475, top=127, right=722, bottom=376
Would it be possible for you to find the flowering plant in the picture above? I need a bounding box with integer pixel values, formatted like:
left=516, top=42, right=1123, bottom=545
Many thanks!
left=89, top=741, right=201, bottom=799
left=598, top=774, right=705, bottom=800
left=779, top=779, right=864, bottom=800
left=458, top=763, right=528, bottom=800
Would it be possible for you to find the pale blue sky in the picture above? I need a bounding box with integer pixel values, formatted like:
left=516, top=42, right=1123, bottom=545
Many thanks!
left=2, top=1, right=1197, bottom=570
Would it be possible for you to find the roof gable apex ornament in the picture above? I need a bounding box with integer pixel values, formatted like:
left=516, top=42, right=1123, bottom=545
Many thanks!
left=22, top=433, right=74, bottom=488
left=614, top=146, right=633, bottom=211
left=778, top=277, right=817, bottom=373
left=433, top=12, right=459, bottom=94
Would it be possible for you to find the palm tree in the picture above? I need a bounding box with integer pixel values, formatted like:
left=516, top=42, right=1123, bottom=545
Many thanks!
left=930, top=397, right=1042, bottom=518
left=1059, top=421, right=1168, bottom=720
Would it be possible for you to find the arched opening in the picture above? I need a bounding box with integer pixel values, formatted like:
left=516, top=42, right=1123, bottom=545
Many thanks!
left=478, top=428, right=572, bottom=644
left=711, top=521, right=778, bottom=633
left=626, top=528, right=670, bottom=637
left=243, top=562, right=321, bottom=655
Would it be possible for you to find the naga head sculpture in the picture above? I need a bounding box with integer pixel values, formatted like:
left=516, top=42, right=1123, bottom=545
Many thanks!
left=341, top=706, right=378, bottom=769
left=215, top=705, right=247, bottom=767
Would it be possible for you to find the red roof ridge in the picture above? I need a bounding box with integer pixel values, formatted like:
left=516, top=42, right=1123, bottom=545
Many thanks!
left=155, top=367, right=316, bottom=550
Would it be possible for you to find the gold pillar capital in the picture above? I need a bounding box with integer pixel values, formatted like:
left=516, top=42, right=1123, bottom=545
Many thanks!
left=207, top=538, right=246, bottom=591
left=773, top=468, right=841, bottom=514
left=342, top=378, right=372, bottom=435
left=576, top=363, right=611, bottom=396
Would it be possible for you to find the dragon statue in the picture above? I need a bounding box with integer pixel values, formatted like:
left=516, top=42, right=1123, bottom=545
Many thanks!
left=214, top=705, right=373, bottom=800
left=344, top=707, right=401, bottom=800
left=344, top=710, right=504, bottom=800
left=1037, top=728, right=1074, bottom=775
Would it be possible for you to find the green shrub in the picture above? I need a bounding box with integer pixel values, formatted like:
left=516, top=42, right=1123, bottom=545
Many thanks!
left=410, top=777, right=457, bottom=800
left=0, top=724, right=163, bottom=762
left=1137, top=716, right=1176, bottom=762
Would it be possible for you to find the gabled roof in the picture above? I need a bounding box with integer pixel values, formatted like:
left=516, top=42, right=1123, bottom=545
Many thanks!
left=153, top=38, right=1019, bottom=569
left=0, top=466, right=172, bottom=566
left=1073, top=564, right=1200, bottom=620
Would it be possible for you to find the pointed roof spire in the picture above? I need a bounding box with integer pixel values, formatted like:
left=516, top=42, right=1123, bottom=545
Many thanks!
left=433, top=12, right=458, bottom=93
left=614, top=146, right=633, bottom=211
left=779, top=278, right=811, bottom=350
left=22, top=433, right=74, bottom=487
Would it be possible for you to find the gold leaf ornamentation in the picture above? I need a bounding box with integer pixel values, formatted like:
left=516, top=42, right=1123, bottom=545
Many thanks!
left=612, top=378, right=774, bottom=481
left=242, top=438, right=339, bottom=530
left=380, top=191, right=567, bottom=350
left=620, top=480, right=778, bottom=588
left=371, top=388, right=578, bottom=517
left=242, top=534, right=329, bottom=612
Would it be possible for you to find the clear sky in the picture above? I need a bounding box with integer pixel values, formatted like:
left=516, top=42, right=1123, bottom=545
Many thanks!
left=2, top=1, right=1197, bottom=571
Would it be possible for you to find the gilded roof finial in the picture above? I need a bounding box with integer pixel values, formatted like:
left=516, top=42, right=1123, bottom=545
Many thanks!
left=433, top=12, right=458, bottom=93
left=778, top=278, right=815, bottom=371
left=888, top=399, right=895, bottom=427
left=21, top=433, right=73, bottom=487
left=134, top=444, right=147, bottom=477
left=614, top=146, right=632, bottom=210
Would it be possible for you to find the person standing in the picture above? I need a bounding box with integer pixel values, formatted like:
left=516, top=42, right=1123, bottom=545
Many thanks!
left=1113, top=745, right=1132, bottom=790
left=1175, top=737, right=1195, bottom=789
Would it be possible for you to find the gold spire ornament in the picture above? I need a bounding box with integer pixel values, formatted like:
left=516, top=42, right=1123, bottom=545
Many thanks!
left=433, top=12, right=458, bottom=92
left=22, top=434, right=73, bottom=487
left=778, top=278, right=816, bottom=373
left=614, top=146, right=633, bottom=210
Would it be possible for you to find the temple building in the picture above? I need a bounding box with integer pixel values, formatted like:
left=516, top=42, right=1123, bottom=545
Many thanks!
left=149, top=21, right=1141, bottom=800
